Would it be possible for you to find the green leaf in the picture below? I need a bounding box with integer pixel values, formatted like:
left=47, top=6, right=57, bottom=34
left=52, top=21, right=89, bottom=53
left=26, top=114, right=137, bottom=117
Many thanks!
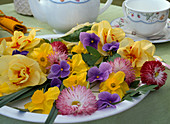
left=123, top=94, right=133, bottom=101
left=81, top=46, right=101, bottom=66
left=136, top=84, right=157, bottom=93
left=130, top=80, right=140, bottom=89
left=82, top=54, right=100, bottom=66
left=86, top=46, right=100, bottom=58
left=0, top=87, right=32, bottom=108
left=109, top=53, right=121, bottom=62
left=45, top=101, right=58, bottom=124
left=54, top=25, right=92, bottom=42
left=43, top=38, right=51, bottom=43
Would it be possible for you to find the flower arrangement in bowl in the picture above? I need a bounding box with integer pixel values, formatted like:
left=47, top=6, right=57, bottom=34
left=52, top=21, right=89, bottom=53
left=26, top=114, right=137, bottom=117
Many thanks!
left=0, top=20, right=168, bottom=124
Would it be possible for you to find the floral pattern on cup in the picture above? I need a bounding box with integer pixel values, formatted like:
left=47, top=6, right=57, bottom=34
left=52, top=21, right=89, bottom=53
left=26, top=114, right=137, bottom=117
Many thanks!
left=51, top=0, right=90, bottom=3
left=127, top=9, right=169, bottom=24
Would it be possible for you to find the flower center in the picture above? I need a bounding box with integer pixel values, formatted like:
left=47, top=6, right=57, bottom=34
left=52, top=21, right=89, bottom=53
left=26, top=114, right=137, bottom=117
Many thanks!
left=96, top=76, right=99, bottom=79
left=155, top=72, right=159, bottom=77
left=72, top=101, right=81, bottom=106
left=40, top=57, right=45, bottom=62
left=111, top=83, right=116, bottom=88
left=61, top=68, right=63, bottom=71
left=91, top=40, right=94, bottom=43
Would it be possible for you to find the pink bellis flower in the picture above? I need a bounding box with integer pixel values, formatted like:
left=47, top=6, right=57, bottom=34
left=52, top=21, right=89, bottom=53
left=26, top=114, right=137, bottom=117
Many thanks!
left=140, top=60, right=167, bottom=90
left=56, top=85, right=97, bottom=115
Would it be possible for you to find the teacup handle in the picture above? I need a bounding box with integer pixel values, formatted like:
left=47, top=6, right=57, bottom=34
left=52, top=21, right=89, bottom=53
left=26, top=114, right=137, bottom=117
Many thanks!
left=122, top=1, right=128, bottom=19
left=99, top=0, right=113, bottom=15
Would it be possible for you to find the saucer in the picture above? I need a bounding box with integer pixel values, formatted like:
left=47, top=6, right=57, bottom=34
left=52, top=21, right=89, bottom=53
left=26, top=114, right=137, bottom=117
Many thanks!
left=110, top=17, right=170, bottom=43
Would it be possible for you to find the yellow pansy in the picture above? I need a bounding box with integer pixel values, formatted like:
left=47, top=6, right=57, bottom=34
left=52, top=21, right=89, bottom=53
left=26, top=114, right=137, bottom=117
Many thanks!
left=24, top=86, right=60, bottom=114
left=71, top=41, right=88, bottom=54
left=69, top=54, right=89, bottom=75
left=6, top=29, right=40, bottom=54
left=90, top=20, right=125, bottom=56
left=117, top=38, right=155, bottom=76
left=63, top=72, right=88, bottom=88
left=0, top=55, right=46, bottom=96
left=30, top=43, right=53, bottom=73
left=99, top=71, right=129, bottom=99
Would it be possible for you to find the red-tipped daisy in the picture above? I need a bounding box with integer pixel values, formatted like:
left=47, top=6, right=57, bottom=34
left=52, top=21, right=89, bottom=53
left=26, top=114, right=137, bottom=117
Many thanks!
left=140, top=61, right=167, bottom=90
left=51, top=41, right=68, bottom=54
left=56, top=85, right=97, bottom=115
left=108, top=57, right=136, bottom=85
left=46, top=51, right=68, bottom=69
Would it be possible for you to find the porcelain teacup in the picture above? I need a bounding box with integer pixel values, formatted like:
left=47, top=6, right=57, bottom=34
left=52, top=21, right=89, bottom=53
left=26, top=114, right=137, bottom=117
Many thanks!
left=122, top=0, right=170, bottom=37
left=28, top=0, right=113, bottom=33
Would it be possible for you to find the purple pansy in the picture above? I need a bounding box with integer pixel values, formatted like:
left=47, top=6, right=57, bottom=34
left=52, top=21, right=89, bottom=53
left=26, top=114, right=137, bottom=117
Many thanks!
left=102, top=41, right=119, bottom=52
left=79, top=32, right=100, bottom=49
left=12, top=49, right=29, bottom=56
left=48, top=60, right=70, bottom=79
left=87, top=62, right=112, bottom=83
left=97, top=92, right=121, bottom=110
left=50, top=78, right=62, bottom=88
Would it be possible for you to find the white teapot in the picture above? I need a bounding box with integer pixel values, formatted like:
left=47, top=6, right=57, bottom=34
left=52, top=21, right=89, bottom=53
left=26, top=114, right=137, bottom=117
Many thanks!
left=28, top=0, right=113, bottom=33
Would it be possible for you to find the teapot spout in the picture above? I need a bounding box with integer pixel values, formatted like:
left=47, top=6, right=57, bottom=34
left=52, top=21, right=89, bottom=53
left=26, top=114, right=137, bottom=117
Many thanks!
left=28, top=0, right=47, bottom=22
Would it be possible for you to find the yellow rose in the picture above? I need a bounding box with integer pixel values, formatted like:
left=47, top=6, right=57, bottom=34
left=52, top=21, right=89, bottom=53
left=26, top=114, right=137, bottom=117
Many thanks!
left=0, top=55, right=46, bottom=96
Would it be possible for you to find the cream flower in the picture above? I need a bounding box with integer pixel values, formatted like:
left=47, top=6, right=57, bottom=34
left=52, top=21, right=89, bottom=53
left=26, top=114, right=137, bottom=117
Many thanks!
left=0, top=39, right=7, bottom=56
left=0, top=55, right=46, bottom=96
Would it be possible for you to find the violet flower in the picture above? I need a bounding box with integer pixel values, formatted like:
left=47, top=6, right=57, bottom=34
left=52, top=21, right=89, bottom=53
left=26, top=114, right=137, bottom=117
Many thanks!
left=87, top=62, right=112, bottom=83
left=79, top=32, right=100, bottom=49
left=102, top=41, right=119, bottom=52
left=50, top=78, right=62, bottom=88
left=48, top=60, right=70, bottom=79
left=97, top=92, right=121, bottom=110
left=12, top=49, right=29, bottom=56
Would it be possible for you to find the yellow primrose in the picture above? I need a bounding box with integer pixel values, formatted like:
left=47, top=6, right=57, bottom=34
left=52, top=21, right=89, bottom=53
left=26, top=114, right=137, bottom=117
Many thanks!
left=0, top=55, right=46, bottom=96
left=63, top=72, right=88, bottom=88
left=30, top=43, right=53, bottom=73
left=117, top=38, right=155, bottom=76
left=99, top=71, right=129, bottom=99
left=71, top=41, right=88, bottom=54
left=6, top=29, right=40, bottom=54
left=90, top=20, right=125, bottom=56
left=24, top=86, right=60, bottom=114
left=69, top=54, right=89, bottom=75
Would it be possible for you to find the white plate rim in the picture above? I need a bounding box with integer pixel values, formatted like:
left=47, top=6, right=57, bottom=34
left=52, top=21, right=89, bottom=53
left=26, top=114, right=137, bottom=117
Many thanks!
left=110, top=17, right=170, bottom=44
left=0, top=34, right=149, bottom=123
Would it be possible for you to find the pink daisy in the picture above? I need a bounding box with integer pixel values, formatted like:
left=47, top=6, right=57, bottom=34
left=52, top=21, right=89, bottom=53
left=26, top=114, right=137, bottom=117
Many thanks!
left=51, top=41, right=68, bottom=54
left=108, top=57, right=136, bottom=85
left=56, top=85, right=97, bottom=116
left=140, top=61, right=167, bottom=90
left=46, top=51, right=68, bottom=69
